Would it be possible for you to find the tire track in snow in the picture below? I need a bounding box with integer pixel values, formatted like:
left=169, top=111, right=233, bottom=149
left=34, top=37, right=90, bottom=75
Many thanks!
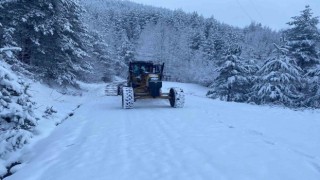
left=123, top=108, right=187, bottom=180
left=152, top=112, right=226, bottom=180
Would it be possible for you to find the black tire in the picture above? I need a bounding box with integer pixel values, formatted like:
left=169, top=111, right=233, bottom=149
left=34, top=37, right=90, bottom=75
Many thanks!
left=169, top=87, right=185, bottom=108
left=122, top=87, right=134, bottom=109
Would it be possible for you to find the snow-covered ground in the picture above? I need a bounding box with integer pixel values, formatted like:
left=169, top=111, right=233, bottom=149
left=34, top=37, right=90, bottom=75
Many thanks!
left=5, top=82, right=320, bottom=180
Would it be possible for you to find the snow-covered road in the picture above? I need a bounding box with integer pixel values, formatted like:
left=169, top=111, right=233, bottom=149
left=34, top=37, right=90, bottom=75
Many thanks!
left=7, top=82, right=320, bottom=180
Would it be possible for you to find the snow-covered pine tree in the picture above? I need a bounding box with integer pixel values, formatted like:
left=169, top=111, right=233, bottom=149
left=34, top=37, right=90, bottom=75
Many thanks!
left=242, top=22, right=280, bottom=61
left=1, top=0, right=92, bottom=86
left=304, top=66, right=320, bottom=108
left=284, top=5, right=320, bottom=72
left=0, top=53, right=38, bottom=159
left=82, top=0, right=280, bottom=85
left=250, top=44, right=303, bottom=107
left=207, top=46, right=251, bottom=102
left=0, top=10, right=33, bottom=78
left=189, top=12, right=205, bottom=51
left=245, top=57, right=260, bottom=90
left=0, top=24, right=14, bottom=49
left=201, top=19, right=226, bottom=62
left=0, top=1, right=17, bottom=51
left=283, top=5, right=320, bottom=108
left=118, top=39, right=135, bottom=65
left=89, top=31, right=123, bottom=82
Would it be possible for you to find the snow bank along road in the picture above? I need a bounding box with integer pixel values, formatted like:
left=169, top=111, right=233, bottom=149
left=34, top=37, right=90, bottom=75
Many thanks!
left=7, top=82, right=320, bottom=180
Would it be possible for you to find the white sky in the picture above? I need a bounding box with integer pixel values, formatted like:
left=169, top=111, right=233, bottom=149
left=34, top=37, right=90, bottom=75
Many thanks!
left=129, top=0, right=320, bottom=30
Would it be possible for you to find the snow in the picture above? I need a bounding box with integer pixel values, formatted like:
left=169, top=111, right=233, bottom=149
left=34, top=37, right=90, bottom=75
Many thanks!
left=0, top=160, right=6, bottom=176
left=0, top=47, right=22, bottom=53
left=0, top=47, right=21, bottom=58
left=4, top=82, right=320, bottom=180
left=0, top=47, right=21, bottom=59
left=0, top=71, right=90, bottom=178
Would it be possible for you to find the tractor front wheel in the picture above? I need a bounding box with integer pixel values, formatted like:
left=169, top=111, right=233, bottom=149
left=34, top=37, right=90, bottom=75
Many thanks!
left=122, top=87, right=134, bottom=109
left=169, top=87, right=185, bottom=108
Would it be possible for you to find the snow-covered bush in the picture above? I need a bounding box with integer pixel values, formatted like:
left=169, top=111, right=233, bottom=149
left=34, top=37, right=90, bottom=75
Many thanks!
left=0, top=58, right=38, bottom=159
left=42, top=106, right=57, bottom=119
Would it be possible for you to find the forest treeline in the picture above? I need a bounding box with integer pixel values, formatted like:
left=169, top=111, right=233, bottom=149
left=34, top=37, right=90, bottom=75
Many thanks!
left=1, top=0, right=320, bottom=108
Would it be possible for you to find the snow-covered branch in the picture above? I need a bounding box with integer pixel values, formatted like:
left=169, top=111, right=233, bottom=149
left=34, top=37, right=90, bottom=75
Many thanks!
left=0, top=47, right=21, bottom=53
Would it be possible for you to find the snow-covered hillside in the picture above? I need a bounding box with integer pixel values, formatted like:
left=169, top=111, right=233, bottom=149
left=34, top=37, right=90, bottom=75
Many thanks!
left=0, top=57, right=92, bottom=178
left=5, top=82, right=320, bottom=180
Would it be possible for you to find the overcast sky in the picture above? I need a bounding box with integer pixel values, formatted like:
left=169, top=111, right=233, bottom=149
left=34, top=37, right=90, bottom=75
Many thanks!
left=129, top=0, right=320, bottom=30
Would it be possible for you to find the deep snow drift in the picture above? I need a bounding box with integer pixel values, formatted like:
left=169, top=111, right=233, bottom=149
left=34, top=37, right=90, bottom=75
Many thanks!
left=5, top=81, right=320, bottom=180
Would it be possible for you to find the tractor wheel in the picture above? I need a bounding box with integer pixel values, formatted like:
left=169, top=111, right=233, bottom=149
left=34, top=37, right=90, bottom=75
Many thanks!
left=122, top=87, right=134, bottom=109
left=169, top=87, right=185, bottom=108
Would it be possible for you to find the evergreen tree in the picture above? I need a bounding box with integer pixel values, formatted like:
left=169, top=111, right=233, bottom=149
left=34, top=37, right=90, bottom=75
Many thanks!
left=201, top=20, right=226, bottom=61
left=0, top=2, right=16, bottom=48
left=207, top=46, right=251, bottom=102
left=89, top=32, right=121, bottom=82
left=1, top=0, right=92, bottom=86
left=189, top=12, right=205, bottom=51
left=304, top=66, right=320, bottom=108
left=82, top=0, right=281, bottom=85
left=119, top=39, right=135, bottom=65
left=284, top=5, right=320, bottom=72
left=242, top=22, right=280, bottom=61
left=251, top=44, right=303, bottom=107
left=283, top=5, right=320, bottom=108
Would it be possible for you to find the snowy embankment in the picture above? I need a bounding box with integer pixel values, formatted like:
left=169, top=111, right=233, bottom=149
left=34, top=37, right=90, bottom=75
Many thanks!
left=0, top=77, right=98, bottom=178
left=5, top=82, right=320, bottom=180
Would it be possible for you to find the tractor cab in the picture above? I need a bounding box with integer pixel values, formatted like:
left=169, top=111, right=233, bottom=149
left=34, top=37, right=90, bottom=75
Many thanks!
left=129, top=61, right=163, bottom=77
left=128, top=61, right=164, bottom=89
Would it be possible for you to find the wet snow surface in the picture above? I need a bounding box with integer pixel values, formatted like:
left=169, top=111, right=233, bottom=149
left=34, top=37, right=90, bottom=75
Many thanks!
left=7, top=82, right=320, bottom=180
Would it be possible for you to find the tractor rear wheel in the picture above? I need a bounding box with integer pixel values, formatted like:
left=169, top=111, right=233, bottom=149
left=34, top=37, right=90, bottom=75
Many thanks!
left=169, top=87, right=185, bottom=108
left=122, top=87, right=134, bottom=109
